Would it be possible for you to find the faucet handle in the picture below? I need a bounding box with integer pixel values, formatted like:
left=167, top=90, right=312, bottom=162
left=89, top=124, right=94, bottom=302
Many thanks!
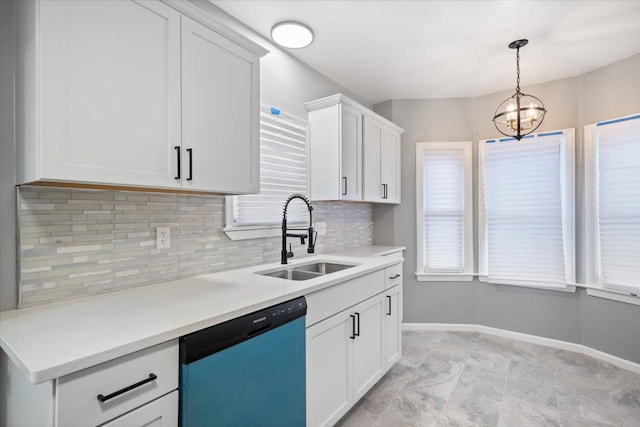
left=287, top=243, right=294, bottom=259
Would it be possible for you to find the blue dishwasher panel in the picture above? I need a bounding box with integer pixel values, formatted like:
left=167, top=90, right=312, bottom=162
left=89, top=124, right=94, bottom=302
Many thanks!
left=180, top=316, right=306, bottom=427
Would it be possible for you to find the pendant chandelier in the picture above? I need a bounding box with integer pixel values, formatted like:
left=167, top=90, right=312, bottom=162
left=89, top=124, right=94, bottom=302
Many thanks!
left=492, top=39, right=546, bottom=140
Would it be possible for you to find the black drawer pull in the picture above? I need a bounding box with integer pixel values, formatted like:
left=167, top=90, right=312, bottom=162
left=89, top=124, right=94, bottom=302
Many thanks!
left=389, top=274, right=401, bottom=280
left=174, top=146, right=181, bottom=180
left=97, top=373, right=157, bottom=403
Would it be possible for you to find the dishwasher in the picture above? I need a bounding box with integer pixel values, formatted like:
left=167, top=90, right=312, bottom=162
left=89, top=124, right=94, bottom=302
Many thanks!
left=179, top=296, right=307, bottom=427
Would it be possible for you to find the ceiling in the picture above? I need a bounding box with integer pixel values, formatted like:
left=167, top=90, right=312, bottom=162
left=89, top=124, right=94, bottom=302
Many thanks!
left=212, top=0, right=640, bottom=104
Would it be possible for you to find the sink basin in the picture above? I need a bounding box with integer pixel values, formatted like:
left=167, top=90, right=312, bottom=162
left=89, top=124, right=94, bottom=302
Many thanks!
left=293, top=262, right=354, bottom=275
left=256, top=261, right=357, bottom=281
left=262, top=269, right=323, bottom=281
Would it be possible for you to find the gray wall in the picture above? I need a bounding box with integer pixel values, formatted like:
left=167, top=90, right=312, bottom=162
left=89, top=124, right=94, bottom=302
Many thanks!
left=0, top=0, right=17, bottom=311
left=374, top=53, right=640, bottom=363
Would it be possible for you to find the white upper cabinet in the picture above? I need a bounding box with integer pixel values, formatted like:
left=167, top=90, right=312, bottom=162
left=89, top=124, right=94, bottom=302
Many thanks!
left=363, top=116, right=402, bottom=203
left=305, top=94, right=403, bottom=204
left=15, top=0, right=266, bottom=194
left=180, top=15, right=260, bottom=193
left=306, top=99, right=363, bottom=201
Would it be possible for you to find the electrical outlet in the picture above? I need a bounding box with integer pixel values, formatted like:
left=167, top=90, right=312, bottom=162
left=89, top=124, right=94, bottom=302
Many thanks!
left=315, top=222, right=327, bottom=236
left=156, top=226, right=171, bottom=249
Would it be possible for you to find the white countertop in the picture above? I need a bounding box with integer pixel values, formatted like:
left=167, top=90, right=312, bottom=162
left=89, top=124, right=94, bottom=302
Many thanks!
left=334, top=245, right=406, bottom=257
left=0, top=250, right=403, bottom=385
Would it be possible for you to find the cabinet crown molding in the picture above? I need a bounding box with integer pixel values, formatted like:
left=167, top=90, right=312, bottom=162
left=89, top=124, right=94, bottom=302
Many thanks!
left=163, top=0, right=268, bottom=57
left=305, top=93, right=405, bottom=134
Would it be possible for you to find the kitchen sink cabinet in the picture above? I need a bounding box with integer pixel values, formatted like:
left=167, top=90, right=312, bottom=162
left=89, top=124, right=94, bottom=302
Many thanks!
left=14, top=0, right=265, bottom=194
left=305, top=262, right=404, bottom=427
left=363, top=116, right=403, bottom=204
left=306, top=293, right=385, bottom=427
left=305, top=94, right=404, bottom=204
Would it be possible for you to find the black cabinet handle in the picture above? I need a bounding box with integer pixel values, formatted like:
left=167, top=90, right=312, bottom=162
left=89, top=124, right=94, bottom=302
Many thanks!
left=389, top=274, right=401, bottom=280
left=97, top=373, right=157, bottom=403
left=186, top=148, right=193, bottom=181
left=349, top=314, right=356, bottom=339
left=382, top=183, right=388, bottom=199
left=387, top=295, right=392, bottom=316
left=355, top=312, right=360, bottom=337
left=174, top=146, right=181, bottom=180
left=342, top=177, right=347, bottom=196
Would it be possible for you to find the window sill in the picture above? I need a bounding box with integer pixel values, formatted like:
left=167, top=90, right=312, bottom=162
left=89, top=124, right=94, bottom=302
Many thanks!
left=585, top=287, right=640, bottom=306
left=415, top=273, right=474, bottom=282
left=478, top=276, right=577, bottom=293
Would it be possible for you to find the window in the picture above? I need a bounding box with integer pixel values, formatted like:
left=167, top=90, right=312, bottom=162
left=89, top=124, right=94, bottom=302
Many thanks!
left=224, top=105, right=309, bottom=240
left=585, top=114, right=640, bottom=296
left=415, top=141, right=473, bottom=281
left=478, top=129, right=575, bottom=290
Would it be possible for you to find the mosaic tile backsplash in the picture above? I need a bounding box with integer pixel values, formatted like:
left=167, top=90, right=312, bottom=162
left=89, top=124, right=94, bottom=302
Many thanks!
left=18, top=187, right=373, bottom=308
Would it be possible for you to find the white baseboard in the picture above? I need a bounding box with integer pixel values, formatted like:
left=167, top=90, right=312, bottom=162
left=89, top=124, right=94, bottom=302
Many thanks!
left=403, top=323, right=640, bottom=375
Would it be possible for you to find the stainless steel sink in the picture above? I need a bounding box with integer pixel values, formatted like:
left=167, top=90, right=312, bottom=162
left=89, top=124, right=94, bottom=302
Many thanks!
left=293, top=262, right=354, bottom=275
left=256, top=261, right=356, bottom=281
left=262, top=269, right=323, bottom=281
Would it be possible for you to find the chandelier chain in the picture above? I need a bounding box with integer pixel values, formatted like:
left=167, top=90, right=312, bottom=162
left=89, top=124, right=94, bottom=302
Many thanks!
left=516, top=47, right=521, bottom=93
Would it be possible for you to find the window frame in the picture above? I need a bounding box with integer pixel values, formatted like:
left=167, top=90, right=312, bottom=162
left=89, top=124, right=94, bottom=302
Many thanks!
left=585, top=114, right=640, bottom=297
left=415, top=141, right=474, bottom=282
left=223, top=105, right=310, bottom=241
left=477, top=128, right=576, bottom=291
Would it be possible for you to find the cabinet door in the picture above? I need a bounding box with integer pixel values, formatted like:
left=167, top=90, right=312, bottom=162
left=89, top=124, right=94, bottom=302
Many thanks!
left=38, top=0, right=181, bottom=188
left=363, top=116, right=383, bottom=202
left=340, top=104, right=363, bottom=201
left=363, top=116, right=401, bottom=204
left=102, top=390, right=178, bottom=427
left=352, top=294, right=385, bottom=401
left=181, top=15, right=260, bottom=194
left=384, top=285, right=403, bottom=368
left=380, top=127, right=401, bottom=203
left=307, top=312, right=353, bottom=427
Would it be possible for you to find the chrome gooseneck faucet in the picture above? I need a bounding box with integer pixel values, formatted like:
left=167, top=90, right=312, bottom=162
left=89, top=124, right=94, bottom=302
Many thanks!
left=281, top=194, right=315, bottom=264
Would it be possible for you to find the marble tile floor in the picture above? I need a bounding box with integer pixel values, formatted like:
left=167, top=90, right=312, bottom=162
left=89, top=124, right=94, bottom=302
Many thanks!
left=337, top=330, right=640, bottom=427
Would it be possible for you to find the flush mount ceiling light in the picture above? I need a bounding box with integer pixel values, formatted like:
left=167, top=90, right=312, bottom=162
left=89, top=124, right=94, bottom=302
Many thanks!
left=492, top=39, right=547, bottom=140
left=271, top=21, right=314, bottom=49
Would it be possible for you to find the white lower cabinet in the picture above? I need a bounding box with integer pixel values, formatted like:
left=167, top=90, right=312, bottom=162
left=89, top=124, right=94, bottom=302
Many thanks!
left=384, top=284, right=403, bottom=368
left=306, top=309, right=352, bottom=427
left=306, top=263, right=403, bottom=427
left=102, top=391, right=178, bottom=427
left=1, top=340, right=179, bottom=427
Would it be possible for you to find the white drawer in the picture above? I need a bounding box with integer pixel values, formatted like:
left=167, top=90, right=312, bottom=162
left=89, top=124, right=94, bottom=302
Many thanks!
left=385, top=263, right=403, bottom=289
left=306, top=269, right=385, bottom=326
left=56, top=340, right=178, bottom=427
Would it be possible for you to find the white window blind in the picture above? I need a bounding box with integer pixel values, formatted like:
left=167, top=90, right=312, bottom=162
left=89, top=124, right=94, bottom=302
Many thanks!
left=595, top=115, right=640, bottom=293
left=416, top=142, right=473, bottom=280
left=229, top=105, right=309, bottom=227
left=480, top=130, right=574, bottom=289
